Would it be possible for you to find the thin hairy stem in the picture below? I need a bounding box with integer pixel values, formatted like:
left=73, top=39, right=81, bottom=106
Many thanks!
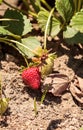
left=44, top=8, right=55, bottom=49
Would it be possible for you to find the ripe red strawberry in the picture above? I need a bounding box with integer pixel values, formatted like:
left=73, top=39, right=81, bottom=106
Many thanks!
left=22, top=67, right=41, bottom=89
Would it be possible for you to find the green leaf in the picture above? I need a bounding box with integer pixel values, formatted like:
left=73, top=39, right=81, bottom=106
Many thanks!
left=0, top=26, right=11, bottom=36
left=41, top=53, right=55, bottom=77
left=63, top=26, right=83, bottom=44
left=70, top=9, right=83, bottom=33
left=0, top=26, right=21, bottom=39
left=0, top=98, right=9, bottom=115
left=0, top=0, right=3, bottom=4
left=38, top=8, right=61, bottom=37
left=79, top=128, right=83, bottom=130
left=2, top=9, right=32, bottom=36
left=17, top=37, right=41, bottom=58
left=55, top=0, right=74, bottom=22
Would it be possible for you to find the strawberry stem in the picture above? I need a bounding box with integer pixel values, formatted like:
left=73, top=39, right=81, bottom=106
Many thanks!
left=41, top=0, right=52, bottom=10
left=34, top=97, right=38, bottom=116
left=40, top=85, right=48, bottom=104
left=44, top=7, right=55, bottom=49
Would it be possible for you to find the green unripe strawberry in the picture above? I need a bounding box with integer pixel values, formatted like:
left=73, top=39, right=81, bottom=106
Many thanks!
left=41, top=54, right=55, bottom=78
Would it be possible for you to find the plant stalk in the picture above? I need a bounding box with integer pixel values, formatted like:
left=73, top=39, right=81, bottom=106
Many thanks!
left=28, top=10, right=38, bottom=18
left=78, top=0, right=83, bottom=11
left=22, top=0, right=38, bottom=17
left=41, top=0, right=52, bottom=10
left=22, top=0, right=29, bottom=10
left=40, top=85, right=48, bottom=104
left=44, top=7, right=55, bottom=49
left=0, top=18, right=19, bottom=21
left=34, top=97, right=38, bottom=115
left=73, top=0, right=78, bottom=13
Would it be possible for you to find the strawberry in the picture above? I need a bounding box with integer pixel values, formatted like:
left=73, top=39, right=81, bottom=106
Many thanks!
left=22, top=67, right=41, bottom=89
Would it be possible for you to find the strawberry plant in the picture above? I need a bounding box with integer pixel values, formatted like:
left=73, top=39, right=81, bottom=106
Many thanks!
left=38, top=0, right=83, bottom=45
left=0, top=1, right=56, bottom=106
left=1, top=0, right=83, bottom=45
left=0, top=1, right=55, bottom=66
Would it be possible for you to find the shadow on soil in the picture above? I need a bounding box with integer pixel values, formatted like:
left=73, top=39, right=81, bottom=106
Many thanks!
left=0, top=108, right=11, bottom=127
left=47, top=119, right=62, bottom=130
left=47, top=39, right=83, bottom=78
left=55, top=43, right=83, bottom=78
left=23, top=86, right=62, bottom=104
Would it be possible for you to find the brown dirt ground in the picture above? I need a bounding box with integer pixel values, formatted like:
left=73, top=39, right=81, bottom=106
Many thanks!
left=0, top=1, right=83, bottom=130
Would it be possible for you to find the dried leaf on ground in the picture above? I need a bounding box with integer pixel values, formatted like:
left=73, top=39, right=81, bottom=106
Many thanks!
left=78, top=77, right=83, bottom=92
left=42, top=73, right=70, bottom=96
left=70, top=76, right=83, bottom=104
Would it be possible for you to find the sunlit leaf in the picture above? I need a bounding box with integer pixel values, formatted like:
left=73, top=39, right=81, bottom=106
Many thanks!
left=0, top=26, right=12, bottom=36
left=70, top=9, right=83, bottom=33
left=38, top=8, right=61, bottom=37
left=2, top=9, right=32, bottom=36
left=55, top=0, right=74, bottom=22
left=63, top=26, right=83, bottom=44
left=79, top=128, right=83, bottom=130
left=17, top=37, right=41, bottom=58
